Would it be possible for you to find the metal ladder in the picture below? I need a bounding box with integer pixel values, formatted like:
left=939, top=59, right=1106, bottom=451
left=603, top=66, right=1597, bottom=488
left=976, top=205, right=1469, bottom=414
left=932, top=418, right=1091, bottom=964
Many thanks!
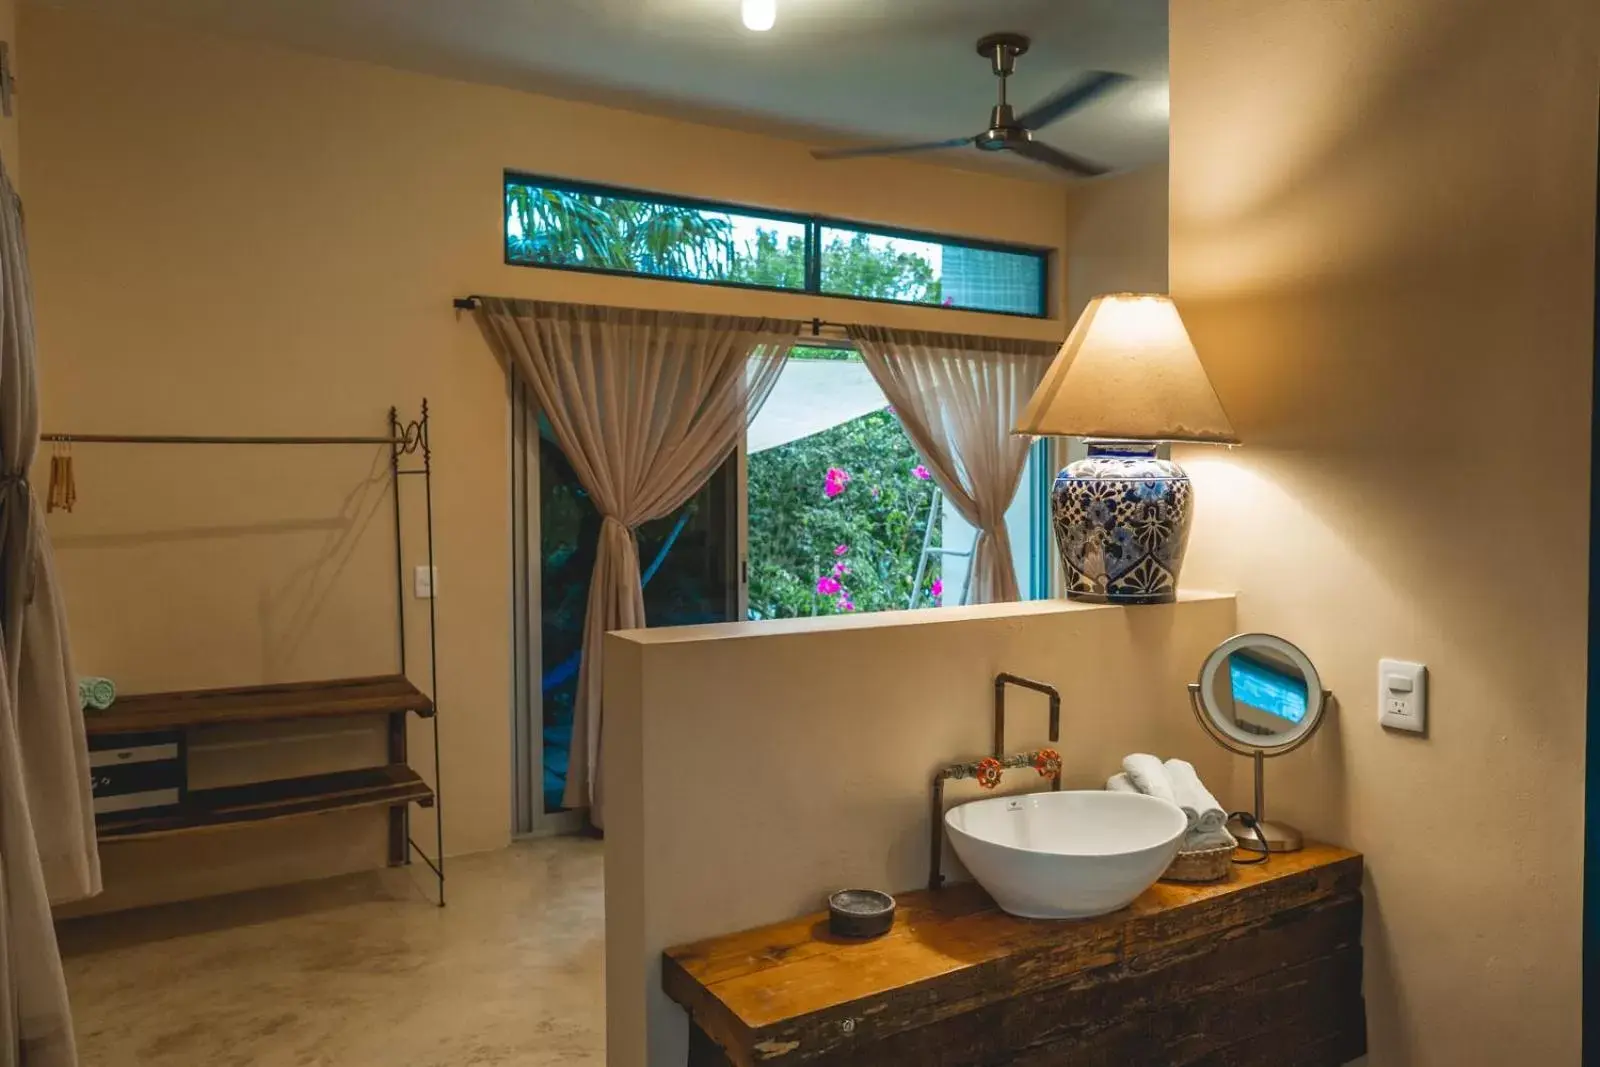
left=907, top=486, right=973, bottom=609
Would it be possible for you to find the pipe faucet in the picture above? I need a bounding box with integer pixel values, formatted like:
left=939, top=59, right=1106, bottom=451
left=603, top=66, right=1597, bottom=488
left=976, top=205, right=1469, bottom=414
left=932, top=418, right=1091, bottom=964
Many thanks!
left=992, top=672, right=1061, bottom=758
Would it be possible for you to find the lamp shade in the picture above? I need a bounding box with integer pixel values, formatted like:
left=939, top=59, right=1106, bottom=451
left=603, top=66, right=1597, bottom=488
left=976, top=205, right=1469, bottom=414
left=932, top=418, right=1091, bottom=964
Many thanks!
left=1012, top=293, right=1239, bottom=444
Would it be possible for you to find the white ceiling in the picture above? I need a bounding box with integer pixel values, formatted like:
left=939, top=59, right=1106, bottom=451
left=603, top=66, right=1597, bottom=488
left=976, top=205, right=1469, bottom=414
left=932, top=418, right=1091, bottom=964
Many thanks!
left=39, top=0, right=1170, bottom=176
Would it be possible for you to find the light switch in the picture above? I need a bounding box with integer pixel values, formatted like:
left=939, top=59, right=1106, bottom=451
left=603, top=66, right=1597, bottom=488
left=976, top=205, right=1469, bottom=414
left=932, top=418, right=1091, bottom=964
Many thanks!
left=1378, top=658, right=1426, bottom=734
left=414, top=565, right=437, bottom=599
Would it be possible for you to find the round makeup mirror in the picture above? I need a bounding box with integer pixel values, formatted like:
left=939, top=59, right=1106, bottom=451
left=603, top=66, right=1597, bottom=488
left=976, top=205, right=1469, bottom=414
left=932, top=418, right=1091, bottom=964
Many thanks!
left=1189, top=633, right=1330, bottom=853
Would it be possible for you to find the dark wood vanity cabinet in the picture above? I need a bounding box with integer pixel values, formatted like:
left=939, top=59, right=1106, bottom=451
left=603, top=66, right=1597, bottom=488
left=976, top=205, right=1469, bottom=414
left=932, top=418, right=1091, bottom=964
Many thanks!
left=664, top=844, right=1365, bottom=1067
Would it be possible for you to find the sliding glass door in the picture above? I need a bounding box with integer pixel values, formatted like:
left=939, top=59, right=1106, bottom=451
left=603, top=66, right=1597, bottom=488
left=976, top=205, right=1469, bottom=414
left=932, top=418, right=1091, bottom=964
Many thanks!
left=511, top=377, right=738, bottom=835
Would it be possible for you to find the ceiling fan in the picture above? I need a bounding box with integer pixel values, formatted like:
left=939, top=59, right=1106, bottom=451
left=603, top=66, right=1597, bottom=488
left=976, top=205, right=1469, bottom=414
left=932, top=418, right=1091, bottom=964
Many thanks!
left=810, top=33, right=1131, bottom=177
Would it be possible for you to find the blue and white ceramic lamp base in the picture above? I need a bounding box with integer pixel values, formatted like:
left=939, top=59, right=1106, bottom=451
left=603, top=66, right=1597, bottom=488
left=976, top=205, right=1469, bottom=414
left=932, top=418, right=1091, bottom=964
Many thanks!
left=1052, top=442, right=1193, bottom=605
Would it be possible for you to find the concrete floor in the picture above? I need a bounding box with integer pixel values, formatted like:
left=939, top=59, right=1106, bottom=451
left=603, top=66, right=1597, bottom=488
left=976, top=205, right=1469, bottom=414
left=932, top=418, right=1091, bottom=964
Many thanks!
left=57, top=837, right=606, bottom=1067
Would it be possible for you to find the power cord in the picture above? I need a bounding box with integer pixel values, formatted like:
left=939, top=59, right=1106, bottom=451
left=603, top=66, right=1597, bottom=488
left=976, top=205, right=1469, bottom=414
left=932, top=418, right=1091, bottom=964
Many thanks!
left=1229, top=811, right=1271, bottom=865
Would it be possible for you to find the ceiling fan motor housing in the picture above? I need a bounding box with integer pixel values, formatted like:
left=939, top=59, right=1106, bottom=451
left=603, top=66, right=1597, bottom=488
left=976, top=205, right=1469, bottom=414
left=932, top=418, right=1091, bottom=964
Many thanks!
left=977, top=115, right=1029, bottom=152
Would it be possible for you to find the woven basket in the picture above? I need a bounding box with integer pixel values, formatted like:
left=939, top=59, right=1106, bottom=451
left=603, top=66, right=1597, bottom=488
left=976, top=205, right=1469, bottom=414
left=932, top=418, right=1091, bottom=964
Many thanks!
left=1161, top=843, right=1234, bottom=883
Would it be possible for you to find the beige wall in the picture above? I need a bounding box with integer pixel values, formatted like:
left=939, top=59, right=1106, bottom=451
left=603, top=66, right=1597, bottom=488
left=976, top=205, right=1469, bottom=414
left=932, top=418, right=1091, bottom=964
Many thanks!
left=1171, top=2, right=1598, bottom=1064
left=604, top=594, right=1238, bottom=1067
left=1064, top=160, right=1169, bottom=324
left=22, top=5, right=1075, bottom=909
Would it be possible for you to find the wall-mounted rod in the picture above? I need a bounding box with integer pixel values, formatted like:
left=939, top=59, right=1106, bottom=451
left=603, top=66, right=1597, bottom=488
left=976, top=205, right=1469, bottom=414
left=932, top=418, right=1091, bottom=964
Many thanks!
left=451, top=296, right=851, bottom=339
left=40, top=433, right=406, bottom=446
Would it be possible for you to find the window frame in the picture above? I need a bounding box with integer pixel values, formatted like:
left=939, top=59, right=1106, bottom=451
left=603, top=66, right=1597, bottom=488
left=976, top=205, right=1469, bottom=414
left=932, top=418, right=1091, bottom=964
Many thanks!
left=503, top=170, right=1053, bottom=320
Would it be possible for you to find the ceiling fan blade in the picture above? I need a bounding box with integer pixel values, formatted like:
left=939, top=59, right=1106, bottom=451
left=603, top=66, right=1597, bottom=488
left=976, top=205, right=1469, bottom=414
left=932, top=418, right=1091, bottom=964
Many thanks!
left=811, top=135, right=975, bottom=161
left=1015, top=70, right=1133, bottom=132
left=1011, top=138, right=1110, bottom=178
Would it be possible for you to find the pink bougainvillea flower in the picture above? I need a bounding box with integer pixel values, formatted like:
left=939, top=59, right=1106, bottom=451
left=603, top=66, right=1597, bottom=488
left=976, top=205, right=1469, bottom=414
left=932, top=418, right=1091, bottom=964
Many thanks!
left=834, top=544, right=850, bottom=556
left=930, top=578, right=944, bottom=605
left=836, top=594, right=856, bottom=612
left=831, top=562, right=852, bottom=577
left=912, top=464, right=931, bottom=481
left=816, top=575, right=842, bottom=596
left=823, top=466, right=852, bottom=498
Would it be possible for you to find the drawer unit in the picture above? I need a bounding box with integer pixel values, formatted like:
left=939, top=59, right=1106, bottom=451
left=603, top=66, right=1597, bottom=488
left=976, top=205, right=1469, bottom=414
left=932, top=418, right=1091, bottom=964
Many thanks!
left=88, top=730, right=185, bottom=817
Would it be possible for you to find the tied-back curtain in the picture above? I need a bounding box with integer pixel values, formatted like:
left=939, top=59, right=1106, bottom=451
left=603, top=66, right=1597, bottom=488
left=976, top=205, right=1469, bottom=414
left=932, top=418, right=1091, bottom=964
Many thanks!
left=0, top=160, right=99, bottom=1067
left=475, top=299, right=797, bottom=826
left=848, top=325, right=1056, bottom=605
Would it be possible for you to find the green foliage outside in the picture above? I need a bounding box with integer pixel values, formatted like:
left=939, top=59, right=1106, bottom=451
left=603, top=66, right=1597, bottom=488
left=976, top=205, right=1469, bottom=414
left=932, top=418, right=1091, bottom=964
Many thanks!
left=506, top=183, right=735, bottom=277
left=506, top=184, right=943, bottom=305
left=747, top=381, right=943, bottom=619
left=818, top=235, right=942, bottom=305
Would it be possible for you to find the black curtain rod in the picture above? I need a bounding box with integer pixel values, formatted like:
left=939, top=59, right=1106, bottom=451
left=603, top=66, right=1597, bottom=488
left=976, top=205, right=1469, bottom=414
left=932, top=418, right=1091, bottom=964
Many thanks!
left=42, top=401, right=430, bottom=449
left=451, top=296, right=849, bottom=338
left=40, top=433, right=407, bottom=446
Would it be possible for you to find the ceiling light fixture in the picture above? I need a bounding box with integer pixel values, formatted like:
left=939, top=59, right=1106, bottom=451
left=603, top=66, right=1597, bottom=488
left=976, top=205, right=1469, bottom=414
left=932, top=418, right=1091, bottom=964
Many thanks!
left=742, top=0, right=776, bottom=32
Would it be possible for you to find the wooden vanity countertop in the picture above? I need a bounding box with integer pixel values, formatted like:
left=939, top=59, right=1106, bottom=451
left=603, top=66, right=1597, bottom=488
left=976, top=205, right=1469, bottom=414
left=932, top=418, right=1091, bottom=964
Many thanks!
left=663, top=843, right=1363, bottom=1067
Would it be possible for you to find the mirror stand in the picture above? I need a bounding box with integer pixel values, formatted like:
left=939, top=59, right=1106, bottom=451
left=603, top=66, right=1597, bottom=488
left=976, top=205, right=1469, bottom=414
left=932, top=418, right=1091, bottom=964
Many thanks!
left=1187, top=684, right=1332, bottom=854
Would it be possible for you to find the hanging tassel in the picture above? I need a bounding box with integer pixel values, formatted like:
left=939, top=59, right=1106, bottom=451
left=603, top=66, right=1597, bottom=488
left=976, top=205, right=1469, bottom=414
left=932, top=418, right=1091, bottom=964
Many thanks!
left=46, top=440, right=75, bottom=514
left=60, top=441, right=76, bottom=513
left=46, top=441, right=60, bottom=513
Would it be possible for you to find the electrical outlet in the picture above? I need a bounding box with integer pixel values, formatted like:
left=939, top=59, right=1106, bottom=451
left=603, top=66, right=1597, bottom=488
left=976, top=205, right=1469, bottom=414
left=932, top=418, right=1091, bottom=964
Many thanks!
left=414, top=565, right=437, bottom=599
left=1378, top=658, right=1426, bottom=734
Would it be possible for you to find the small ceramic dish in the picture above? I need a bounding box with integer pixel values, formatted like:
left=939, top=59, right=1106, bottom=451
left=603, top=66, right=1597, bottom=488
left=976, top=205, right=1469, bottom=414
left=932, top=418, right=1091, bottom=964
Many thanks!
left=827, top=889, right=896, bottom=938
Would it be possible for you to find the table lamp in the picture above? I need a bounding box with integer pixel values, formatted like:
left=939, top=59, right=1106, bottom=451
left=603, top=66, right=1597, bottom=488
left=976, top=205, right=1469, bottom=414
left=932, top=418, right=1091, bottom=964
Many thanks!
left=1013, top=293, right=1237, bottom=604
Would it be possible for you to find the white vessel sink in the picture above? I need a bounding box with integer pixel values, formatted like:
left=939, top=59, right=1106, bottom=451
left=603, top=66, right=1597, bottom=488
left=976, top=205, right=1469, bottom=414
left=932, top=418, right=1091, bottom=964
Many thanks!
left=944, top=790, right=1188, bottom=919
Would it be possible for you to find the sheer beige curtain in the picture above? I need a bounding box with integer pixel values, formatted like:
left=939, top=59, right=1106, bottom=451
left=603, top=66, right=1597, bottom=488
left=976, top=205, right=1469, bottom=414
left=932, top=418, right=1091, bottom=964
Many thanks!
left=475, top=299, right=796, bottom=826
left=0, top=160, right=99, bottom=1067
left=0, top=658, right=77, bottom=1067
left=848, top=325, right=1056, bottom=605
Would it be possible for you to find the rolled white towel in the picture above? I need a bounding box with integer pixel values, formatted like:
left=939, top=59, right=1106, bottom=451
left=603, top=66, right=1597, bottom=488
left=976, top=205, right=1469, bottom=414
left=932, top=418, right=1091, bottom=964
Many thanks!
left=1121, top=753, right=1180, bottom=808
left=1180, top=825, right=1238, bottom=852
left=1164, top=758, right=1227, bottom=834
left=1106, top=772, right=1139, bottom=794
